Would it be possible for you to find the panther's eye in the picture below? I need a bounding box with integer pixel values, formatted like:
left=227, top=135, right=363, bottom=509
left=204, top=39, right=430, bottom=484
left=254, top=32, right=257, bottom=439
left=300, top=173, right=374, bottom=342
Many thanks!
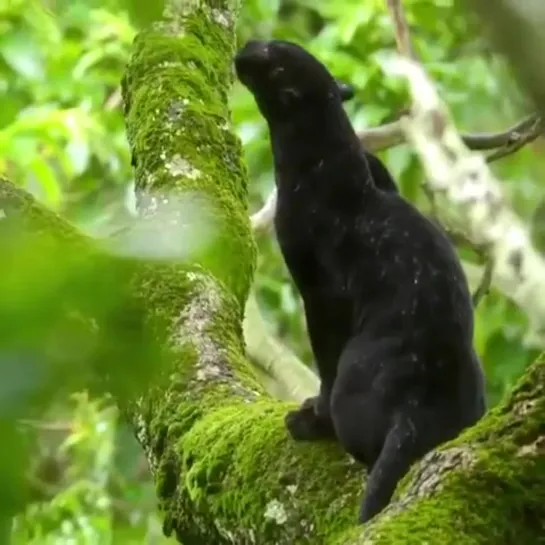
left=270, top=66, right=284, bottom=79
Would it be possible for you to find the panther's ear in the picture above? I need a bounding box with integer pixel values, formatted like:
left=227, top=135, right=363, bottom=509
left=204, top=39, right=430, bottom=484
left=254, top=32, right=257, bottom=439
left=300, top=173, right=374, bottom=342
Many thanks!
left=336, top=80, right=355, bottom=102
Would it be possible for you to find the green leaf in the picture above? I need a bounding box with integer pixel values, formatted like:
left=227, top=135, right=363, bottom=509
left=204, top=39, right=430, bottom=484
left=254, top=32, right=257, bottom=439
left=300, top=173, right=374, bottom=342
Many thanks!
left=0, top=30, right=44, bottom=81
left=27, top=157, right=62, bottom=209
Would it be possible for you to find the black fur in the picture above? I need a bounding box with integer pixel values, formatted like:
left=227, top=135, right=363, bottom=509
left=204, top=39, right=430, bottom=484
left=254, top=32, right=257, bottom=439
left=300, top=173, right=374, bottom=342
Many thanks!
left=235, top=39, right=486, bottom=524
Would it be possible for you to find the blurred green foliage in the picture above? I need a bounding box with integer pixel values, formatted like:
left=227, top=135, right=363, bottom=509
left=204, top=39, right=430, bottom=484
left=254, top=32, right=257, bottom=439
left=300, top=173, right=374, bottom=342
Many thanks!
left=12, top=394, right=171, bottom=544
left=0, top=0, right=544, bottom=542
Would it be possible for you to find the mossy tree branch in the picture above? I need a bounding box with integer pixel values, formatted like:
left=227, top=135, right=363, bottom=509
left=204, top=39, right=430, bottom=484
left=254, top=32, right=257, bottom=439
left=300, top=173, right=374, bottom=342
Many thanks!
left=3, top=2, right=545, bottom=545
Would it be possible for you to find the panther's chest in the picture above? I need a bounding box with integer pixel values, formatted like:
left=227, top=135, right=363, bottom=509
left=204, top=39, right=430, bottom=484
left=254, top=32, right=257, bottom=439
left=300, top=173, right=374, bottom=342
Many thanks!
left=274, top=190, right=354, bottom=293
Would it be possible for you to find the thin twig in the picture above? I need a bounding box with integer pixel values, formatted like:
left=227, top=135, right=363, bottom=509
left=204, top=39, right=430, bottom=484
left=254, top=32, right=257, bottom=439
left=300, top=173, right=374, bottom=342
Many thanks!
left=18, top=418, right=73, bottom=432
left=250, top=188, right=277, bottom=233
left=104, top=87, right=123, bottom=111
left=386, top=0, right=418, bottom=60
left=468, top=115, right=540, bottom=150
left=472, top=258, right=495, bottom=307
left=485, top=115, right=543, bottom=162
left=355, top=115, right=542, bottom=154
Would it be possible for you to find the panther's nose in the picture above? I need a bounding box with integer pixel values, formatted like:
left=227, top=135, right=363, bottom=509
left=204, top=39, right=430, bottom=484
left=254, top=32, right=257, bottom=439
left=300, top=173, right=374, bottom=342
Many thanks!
left=235, top=40, right=270, bottom=69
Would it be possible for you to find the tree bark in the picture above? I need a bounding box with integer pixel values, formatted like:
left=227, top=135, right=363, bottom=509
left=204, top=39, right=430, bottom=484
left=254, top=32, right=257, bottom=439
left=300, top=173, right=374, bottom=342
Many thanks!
left=2, top=1, right=545, bottom=544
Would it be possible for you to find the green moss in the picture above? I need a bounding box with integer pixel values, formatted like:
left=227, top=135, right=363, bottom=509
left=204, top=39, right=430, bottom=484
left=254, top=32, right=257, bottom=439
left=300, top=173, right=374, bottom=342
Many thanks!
left=345, top=451, right=545, bottom=545
left=126, top=252, right=268, bottom=541
left=162, top=399, right=365, bottom=544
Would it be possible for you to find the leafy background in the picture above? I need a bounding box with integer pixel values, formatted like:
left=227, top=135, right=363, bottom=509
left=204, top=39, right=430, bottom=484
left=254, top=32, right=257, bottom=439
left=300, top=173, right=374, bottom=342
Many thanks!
left=0, top=0, right=543, bottom=542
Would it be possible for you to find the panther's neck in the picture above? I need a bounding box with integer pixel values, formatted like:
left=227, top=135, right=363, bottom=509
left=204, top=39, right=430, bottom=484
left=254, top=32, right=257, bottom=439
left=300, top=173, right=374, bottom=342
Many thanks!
left=269, top=106, right=375, bottom=197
